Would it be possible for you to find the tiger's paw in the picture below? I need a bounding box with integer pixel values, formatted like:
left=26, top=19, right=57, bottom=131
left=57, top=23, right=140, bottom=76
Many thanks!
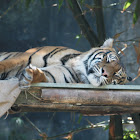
left=19, top=65, right=35, bottom=87
left=19, top=64, right=48, bottom=87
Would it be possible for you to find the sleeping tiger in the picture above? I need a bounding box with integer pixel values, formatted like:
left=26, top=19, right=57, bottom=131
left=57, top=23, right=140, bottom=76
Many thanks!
left=0, top=38, right=132, bottom=87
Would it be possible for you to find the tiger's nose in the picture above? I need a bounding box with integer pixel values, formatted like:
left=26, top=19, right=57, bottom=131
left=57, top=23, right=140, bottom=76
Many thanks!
left=102, top=68, right=108, bottom=77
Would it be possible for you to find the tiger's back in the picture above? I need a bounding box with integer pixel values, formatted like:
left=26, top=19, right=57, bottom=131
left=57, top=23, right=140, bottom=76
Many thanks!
left=0, top=46, right=81, bottom=65
left=0, top=46, right=81, bottom=79
left=0, top=39, right=131, bottom=86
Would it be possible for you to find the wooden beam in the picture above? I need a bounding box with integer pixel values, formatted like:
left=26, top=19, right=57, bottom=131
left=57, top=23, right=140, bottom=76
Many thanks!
left=10, top=83, right=140, bottom=115
left=31, top=83, right=140, bottom=90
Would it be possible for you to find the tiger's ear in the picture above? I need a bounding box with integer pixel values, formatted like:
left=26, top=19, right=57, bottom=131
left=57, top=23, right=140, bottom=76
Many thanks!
left=101, top=38, right=114, bottom=48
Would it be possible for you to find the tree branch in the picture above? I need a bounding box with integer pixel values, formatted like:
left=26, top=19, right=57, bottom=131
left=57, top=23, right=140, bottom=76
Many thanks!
left=66, top=0, right=100, bottom=47
left=94, top=0, right=106, bottom=43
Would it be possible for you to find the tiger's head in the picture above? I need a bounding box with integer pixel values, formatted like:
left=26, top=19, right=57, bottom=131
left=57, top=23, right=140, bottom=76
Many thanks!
left=72, top=38, right=132, bottom=86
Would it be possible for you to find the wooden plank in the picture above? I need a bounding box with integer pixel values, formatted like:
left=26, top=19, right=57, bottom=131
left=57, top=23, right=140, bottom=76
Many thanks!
left=41, top=88, right=140, bottom=106
left=31, top=83, right=140, bottom=90
left=11, top=85, right=140, bottom=115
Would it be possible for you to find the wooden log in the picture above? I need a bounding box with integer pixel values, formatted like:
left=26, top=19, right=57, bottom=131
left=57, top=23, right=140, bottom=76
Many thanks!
left=41, top=88, right=140, bottom=106
left=10, top=83, right=140, bottom=115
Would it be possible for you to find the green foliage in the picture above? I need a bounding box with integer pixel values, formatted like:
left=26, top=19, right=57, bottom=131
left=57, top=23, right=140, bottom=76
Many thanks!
left=123, top=0, right=140, bottom=25
left=58, top=0, right=64, bottom=10
left=25, top=0, right=34, bottom=8
left=77, top=114, right=83, bottom=124
left=104, top=124, right=109, bottom=131
left=67, top=0, right=73, bottom=9
left=78, top=0, right=85, bottom=5
left=123, top=0, right=134, bottom=11
left=133, top=0, right=140, bottom=25
left=40, top=0, right=44, bottom=7
left=75, top=34, right=83, bottom=45
left=123, top=129, right=139, bottom=140
left=58, top=0, right=73, bottom=10
left=75, top=34, right=81, bottom=40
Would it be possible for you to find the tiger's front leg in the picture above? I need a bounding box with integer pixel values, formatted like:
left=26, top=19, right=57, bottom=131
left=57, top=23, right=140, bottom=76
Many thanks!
left=19, top=65, right=48, bottom=86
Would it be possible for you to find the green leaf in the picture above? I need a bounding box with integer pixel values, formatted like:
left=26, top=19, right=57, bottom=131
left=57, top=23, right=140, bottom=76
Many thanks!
left=77, top=114, right=83, bottom=124
left=104, top=124, right=109, bottom=131
left=123, top=0, right=134, bottom=11
left=25, top=0, right=32, bottom=8
left=40, top=0, right=44, bottom=7
left=58, top=0, right=63, bottom=10
left=79, top=0, right=85, bottom=5
left=75, top=35, right=80, bottom=39
left=67, top=0, right=73, bottom=9
left=133, top=0, right=140, bottom=25
left=130, top=133, right=135, bottom=139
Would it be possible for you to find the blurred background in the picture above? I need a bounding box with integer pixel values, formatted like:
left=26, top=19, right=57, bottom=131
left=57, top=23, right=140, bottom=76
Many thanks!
left=0, top=0, right=140, bottom=139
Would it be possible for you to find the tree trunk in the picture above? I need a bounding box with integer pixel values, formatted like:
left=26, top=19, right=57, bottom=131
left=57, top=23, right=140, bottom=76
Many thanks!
left=109, top=115, right=123, bottom=140
left=67, top=0, right=100, bottom=47
left=94, top=0, right=106, bottom=44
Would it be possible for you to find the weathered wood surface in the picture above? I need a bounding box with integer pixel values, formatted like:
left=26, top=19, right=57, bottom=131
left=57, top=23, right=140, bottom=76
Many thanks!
left=11, top=83, right=140, bottom=115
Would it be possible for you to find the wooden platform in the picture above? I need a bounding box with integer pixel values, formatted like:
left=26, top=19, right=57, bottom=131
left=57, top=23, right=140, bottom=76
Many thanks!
left=11, top=83, right=140, bottom=116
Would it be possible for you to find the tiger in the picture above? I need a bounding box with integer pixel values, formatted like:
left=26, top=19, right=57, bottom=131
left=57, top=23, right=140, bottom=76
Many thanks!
left=0, top=38, right=132, bottom=87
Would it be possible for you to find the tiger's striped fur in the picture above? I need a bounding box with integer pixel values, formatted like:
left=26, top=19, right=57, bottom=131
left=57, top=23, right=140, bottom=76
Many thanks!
left=0, top=39, right=131, bottom=86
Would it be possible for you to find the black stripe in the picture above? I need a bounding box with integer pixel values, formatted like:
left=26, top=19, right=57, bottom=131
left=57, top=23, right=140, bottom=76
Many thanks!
left=83, top=59, right=88, bottom=75
left=15, top=64, right=25, bottom=77
left=0, top=71, right=11, bottom=80
left=62, top=66, right=80, bottom=83
left=83, top=49, right=103, bottom=74
left=86, top=49, right=103, bottom=62
left=63, top=74, right=69, bottom=83
left=43, top=70, right=56, bottom=83
left=12, top=52, right=22, bottom=57
left=27, top=48, right=43, bottom=66
left=0, top=52, right=9, bottom=56
left=3, top=54, right=12, bottom=60
left=84, top=49, right=112, bottom=75
left=50, top=48, right=68, bottom=58
left=20, top=72, right=27, bottom=79
left=103, top=51, right=112, bottom=58
left=43, top=48, right=59, bottom=67
left=60, top=54, right=80, bottom=65
left=118, top=80, right=123, bottom=84
left=90, top=50, right=112, bottom=65
left=104, top=79, right=108, bottom=85
left=89, top=52, right=105, bottom=65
